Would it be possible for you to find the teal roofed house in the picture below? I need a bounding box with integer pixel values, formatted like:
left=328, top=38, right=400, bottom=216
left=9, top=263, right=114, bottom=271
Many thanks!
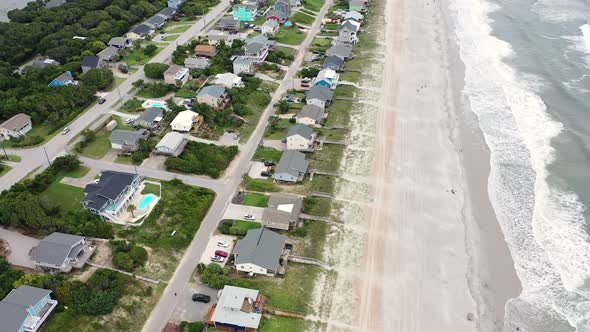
left=232, top=4, right=257, bottom=22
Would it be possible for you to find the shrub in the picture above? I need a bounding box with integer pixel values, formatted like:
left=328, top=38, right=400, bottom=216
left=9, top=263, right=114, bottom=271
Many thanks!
left=164, top=142, right=238, bottom=178
left=144, top=63, right=170, bottom=79
left=110, top=240, right=148, bottom=272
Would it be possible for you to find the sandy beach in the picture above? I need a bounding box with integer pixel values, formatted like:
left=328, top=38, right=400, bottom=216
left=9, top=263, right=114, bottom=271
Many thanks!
left=308, top=0, right=521, bottom=330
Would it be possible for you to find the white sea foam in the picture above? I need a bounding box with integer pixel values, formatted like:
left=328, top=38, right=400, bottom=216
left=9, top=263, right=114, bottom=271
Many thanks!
left=449, top=0, right=590, bottom=330
left=580, top=24, right=590, bottom=54
left=532, top=0, right=589, bottom=23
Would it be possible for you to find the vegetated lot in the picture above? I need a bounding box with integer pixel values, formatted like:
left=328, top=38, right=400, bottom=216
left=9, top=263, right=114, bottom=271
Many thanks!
left=0, top=164, right=12, bottom=177
left=325, top=100, right=353, bottom=127
left=317, top=127, right=348, bottom=141
left=164, top=142, right=238, bottom=178
left=274, top=27, right=307, bottom=45
left=339, top=71, right=362, bottom=82
left=141, top=183, right=161, bottom=195
left=253, top=146, right=283, bottom=162
left=122, top=45, right=162, bottom=66
left=242, top=193, right=270, bottom=207
left=291, top=12, right=316, bottom=25
left=75, top=127, right=112, bottom=160
left=233, top=77, right=274, bottom=142
left=116, top=179, right=215, bottom=280
left=1, top=155, right=113, bottom=239
left=120, top=98, right=144, bottom=113
left=219, top=219, right=262, bottom=236
left=334, top=85, right=358, bottom=98
left=166, top=24, right=192, bottom=33
left=299, top=8, right=318, bottom=16
left=309, top=144, right=345, bottom=173
left=163, top=34, right=180, bottom=41
left=42, top=269, right=165, bottom=332
left=302, top=196, right=332, bottom=217
left=299, top=174, right=336, bottom=194
left=289, top=220, right=328, bottom=260
left=243, top=176, right=281, bottom=192
left=303, top=0, right=324, bottom=11
left=311, top=37, right=331, bottom=51
left=259, top=316, right=326, bottom=332
left=344, top=58, right=363, bottom=71
left=136, top=82, right=174, bottom=98
left=323, top=23, right=338, bottom=30
left=264, top=117, right=294, bottom=139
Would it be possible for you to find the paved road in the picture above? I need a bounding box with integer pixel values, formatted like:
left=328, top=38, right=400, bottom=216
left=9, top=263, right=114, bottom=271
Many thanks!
left=141, top=1, right=333, bottom=330
left=0, top=0, right=230, bottom=192
left=0, top=227, right=39, bottom=269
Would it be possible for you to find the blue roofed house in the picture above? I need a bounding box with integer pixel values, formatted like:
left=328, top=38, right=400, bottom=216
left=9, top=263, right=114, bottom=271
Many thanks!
left=0, top=286, right=58, bottom=332
left=313, top=68, right=339, bottom=89
left=232, top=4, right=257, bottom=22
left=82, top=171, right=143, bottom=223
left=48, top=71, right=77, bottom=87
left=167, top=0, right=185, bottom=9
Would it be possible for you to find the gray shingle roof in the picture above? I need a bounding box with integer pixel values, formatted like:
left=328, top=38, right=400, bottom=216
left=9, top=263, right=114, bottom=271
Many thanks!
left=198, top=85, right=226, bottom=98
left=82, top=171, right=139, bottom=211
left=0, top=113, right=31, bottom=131
left=2, top=286, right=51, bottom=308
left=0, top=286, right=53, bottom=332
left=326, top=44, right=353, bottom=59
left=130, top=23, right=153, bottom=35
left=265, top=10, right=288, bottom=20
left=234, top=56, right=253, bottom=65
left=97, top=46, right=119, bottom=59
left=339, top=20, right=359, bottom=32
left=323, top=55, right=344, bottom=70
left=146, top=14, right=166, bottom=26
left=158, top=7, right=177, bottom=18
left=262, top=193, right=302, bottom=228
left=81, top=55, right=100, bottom=68
left=109, top=129, right=146, bottom=146
left=245, top=42, right=266, bottom=55
left=137, top=107, right=163, bottom=124
left=108, top=37, right=130, bottom=47
left=287, top=123, right=314, bottom=139
left=297, top=104, right=325, bottom=122
left=234, top=228, right=285, bottom=270
left=30, top=232, right=85, bottom=266
left=275, top=151, right=309, bottom=177
left=305, top=85, right=334, bottom=102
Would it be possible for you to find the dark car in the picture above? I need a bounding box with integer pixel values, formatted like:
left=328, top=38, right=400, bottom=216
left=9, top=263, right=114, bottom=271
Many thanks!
left=192, top=293, right=211, bottom=303
left=260, top=171, right=272, bottom=177
left=98, top=98, right=107, bottom=104
left=263, top=161, right=276, bottom=167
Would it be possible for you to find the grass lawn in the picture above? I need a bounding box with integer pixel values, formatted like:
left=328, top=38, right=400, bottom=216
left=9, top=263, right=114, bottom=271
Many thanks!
left=312, top=37, right=331, bottom=48
left=116, top=180, right=215, bottom=280
left=243, top=176, right=281, bottom=192
left=175, top=88, right=196, bottom=98
left=309, top=144, right=344, bottom=173
left=0, top=164, right=12, bottom=177
left=0, top=154, right=21, bottom=162
left=259, top=316, right=304, bottom=332
left=344, top=58, right=363, bottom=71
left=120, top=98, right=144, bottom=113
left=165, top=24, right=192, bottom=33
left=123, top=46, right=163, bottom=66
left=325, top=100, right=352, bottom=127
left=299, top=8, right=318, bottom=16
left=242, top=193, right=270, bottom=207
left=76, top=129, right=111, bottom=159
left=141, top=183, right=161, bottom=195
left=163, top=34, right=180, bottom=41
left=114, top=155, right=133, bottom=165
left=62, top=166, right=90, bottom=178
left=237, top=90, right=273, bottom=143
left=303, top=0, right=324, bottom=11
left=229, top=263, right=321, bottom=314
left=40, top=180, right=85, bottom=211
left=253, top=146, right=283, bottom=162
left=319, top=31, right=337, bottom=36
left=334, top=85, right=357, bottom=98
left=339, top=71, right=362, bottom=82
left=107, top=76, right=127, bottom=92
left=323, top=23, right=338, bottom=30
left=234, top=220, right=262, bottom=231
left=291, top=12, right=315, bottom=25
left=306, top=175, right=335, bottom=194
left=302, top=196, right=332, bottom=217
left=275, top=28, right=306, bottom=45
left=317, top=128, right=348, bottom=141
left=264, top=118, right=293, bottom=139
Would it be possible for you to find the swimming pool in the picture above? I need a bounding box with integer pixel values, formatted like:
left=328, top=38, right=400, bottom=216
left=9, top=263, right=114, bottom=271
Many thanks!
left=138, top=194, right=156, bottom=210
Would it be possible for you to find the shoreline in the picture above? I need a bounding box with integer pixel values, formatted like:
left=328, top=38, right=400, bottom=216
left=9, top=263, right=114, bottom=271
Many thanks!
left=440, top=0, right=523, bottom=330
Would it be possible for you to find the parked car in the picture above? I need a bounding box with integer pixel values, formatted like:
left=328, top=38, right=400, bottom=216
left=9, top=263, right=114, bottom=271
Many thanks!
left=217, top=240, right=229, bottom=248
left=61, top=127, right=70, bottom=135
left=98, top=97, right=107, bottom=104
left=211, top=255, right=225, bottom=262
left=253, top=26, right=261, bottom=32
left=215, top=250, right=228, bottom=258
left=260, top=171, right=272, bottom=177
left=263, top=160, right=276, bottom=167
left=125, top=118, right=135, bottom=125
left=192, top=293, right=211, bottom=303
left=244, top=214, right=256, bottom=221
left=118, top=64, right=128, bottom=73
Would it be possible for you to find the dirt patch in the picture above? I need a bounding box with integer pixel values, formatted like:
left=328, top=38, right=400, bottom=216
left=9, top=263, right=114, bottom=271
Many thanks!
left=0, top=239, right=11, bottom=257
left=89, top=241, right=113, bottom=266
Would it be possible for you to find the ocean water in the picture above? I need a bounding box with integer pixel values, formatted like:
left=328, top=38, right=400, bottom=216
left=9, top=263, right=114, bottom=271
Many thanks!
left=449, top=0, right=590, bottom=331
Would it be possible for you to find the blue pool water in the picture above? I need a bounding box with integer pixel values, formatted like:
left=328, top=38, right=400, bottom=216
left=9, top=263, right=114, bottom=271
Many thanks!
left=138, top=195, right=155, bottom=210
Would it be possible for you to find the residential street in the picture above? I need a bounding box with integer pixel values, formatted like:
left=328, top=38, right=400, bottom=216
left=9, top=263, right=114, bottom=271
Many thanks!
left=141, top=1, right=334, bottom=330
left=0, top=0, right=230, bottom=192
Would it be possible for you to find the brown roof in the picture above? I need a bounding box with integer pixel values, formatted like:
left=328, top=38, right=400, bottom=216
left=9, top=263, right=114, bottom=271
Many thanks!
left=195, top=44, right=216, bottom=56
left=0, top=113, right=31, bottom=131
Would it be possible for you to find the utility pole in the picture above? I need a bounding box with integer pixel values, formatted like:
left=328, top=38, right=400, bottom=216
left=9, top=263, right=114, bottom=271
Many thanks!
left=0, top=140, right=7, bottom=159
left=43, top=147, right=51, bottom=165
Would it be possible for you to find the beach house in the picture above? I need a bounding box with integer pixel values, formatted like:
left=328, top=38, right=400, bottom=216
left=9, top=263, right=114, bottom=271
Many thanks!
left=135, top=107, right=163, bottom=129
left=265, top=9, right=288, bottom=23
left=322, top=55, right=344, bottom=71
left=274, top=0, right=292, bottom=15
left=261, top=19, right=279, bottom=35
left=171, top=110, right=202, bottom=132
left=81, top=55, right=103, bottom=73
left=126, top=23, right=155, bottom=39
left=214, top=73, right=244, bottom=88
left=337, top=19, right=361, bottom=45
left=184, top=57, right=210, bottom=69
left=314, top=68, right=340, bottom=89
left=109, top=129, right=148, bottom=152
left=0, top=113, right=32, bottom=139
left=97, top=46, right=120, bottom=62
left=196, top=85, right=228, bottom=108
left=108, top=37, right=132, bottom=49
left=261, top=193, right=302, bottom=230
left=208, top=286, right=263, bottom=331
left=164, top=65, right=190, bottom=86
left=195, top=44, right=218, bottom=57
left=233, top=56, right=255, bottom=75
left=155, top=132, right=187, bottom=157
left=296, top=104, right=326, bottom=127
left=232, top=4, right=257, bottom=22
left=286, top=123, right=316, bottom=151
left=233, top=228, right=287, bottom=276
left=29, top=232, right=94, bottom=273
left=0, top=286, right=58, bottom=332
left=305, top=85, right=334, bottom=109
left=244, top=42, right=269, bottom=64
left=273, top=151, right=309, bottom=183
left=82, top=171, right=143, bottom=223
left=48, top=71, right=77, bottom=87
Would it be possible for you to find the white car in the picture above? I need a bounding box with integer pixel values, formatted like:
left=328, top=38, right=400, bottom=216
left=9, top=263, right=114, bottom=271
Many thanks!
left=61, top=127, right=71, bottom=135
left=211, top=255, right=225, bottom=263
left=216, top=240, right=229, bottom=248
left=244, top=214, right=256, bottom=221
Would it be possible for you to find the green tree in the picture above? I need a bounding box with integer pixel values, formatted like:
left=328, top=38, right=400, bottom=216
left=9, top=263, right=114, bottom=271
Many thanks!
left=144, top=63, right=169, bottom=79
left=144, top=44, right=158, bottom=56
left=81, top=68, right=114, bottom=90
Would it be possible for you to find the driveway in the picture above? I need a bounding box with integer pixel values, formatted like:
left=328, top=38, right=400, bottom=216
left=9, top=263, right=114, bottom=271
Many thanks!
left=262, top=139, right=285, bottom=151
left=222, top=203, right=265, bottom=222
left=0, top=227, right=39, bottom=269
left=247, top=161, right=269, bottom=179
left=199, top=234, right=235, bottom=265
left=170, top=283, right=219, bottom=323
left=140, top=155, right=167, bottom=170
